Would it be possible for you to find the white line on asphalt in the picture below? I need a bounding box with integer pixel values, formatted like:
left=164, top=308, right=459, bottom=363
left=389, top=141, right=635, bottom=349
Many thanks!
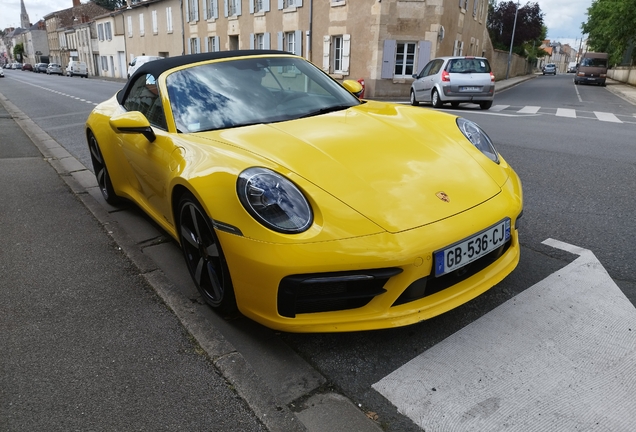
left=489, top=105, right=510, bottom=112
left=594, top=111, right=622, bottom=123
left=517, top=106, right=540, bottom=114
left=556, top=108, right=577, bottom=118
left=373, top=239, right=636, bottom=431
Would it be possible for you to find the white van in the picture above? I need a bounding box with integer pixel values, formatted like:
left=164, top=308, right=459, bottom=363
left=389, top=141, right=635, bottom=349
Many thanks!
left=66, top=61, right=88, bottom=78
left=127, top=56, right=164, bottom=78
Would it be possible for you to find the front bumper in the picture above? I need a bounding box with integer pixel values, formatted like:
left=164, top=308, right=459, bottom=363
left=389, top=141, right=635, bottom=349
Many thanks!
left=220, top=172, right=522, bottom=333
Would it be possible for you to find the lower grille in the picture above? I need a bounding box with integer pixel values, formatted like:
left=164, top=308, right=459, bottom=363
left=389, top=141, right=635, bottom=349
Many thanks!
left=392, top=240, right=511, bottom=307
left=278, top=268, right=402, bottom=318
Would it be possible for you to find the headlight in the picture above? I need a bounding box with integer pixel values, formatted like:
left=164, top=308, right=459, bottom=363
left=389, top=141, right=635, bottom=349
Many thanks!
left=456, top=117, right=499, bottom=164
left=237, top=167, right=313, bottom=234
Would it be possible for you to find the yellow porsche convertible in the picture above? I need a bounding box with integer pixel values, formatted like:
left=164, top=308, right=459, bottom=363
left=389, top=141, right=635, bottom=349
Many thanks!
left=85, top=50, right=522, bottom=333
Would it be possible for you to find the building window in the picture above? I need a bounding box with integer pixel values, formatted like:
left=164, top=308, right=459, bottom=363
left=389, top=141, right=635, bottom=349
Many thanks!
left=98, top=23, right=104, bottom=41
left=152, top=10, right=158, bottom=34
left=278, top=0, right=302, bottom=9
left=323, top=34, right=350, bottom=75
left=205, top=0, right=219, bottom=19
left=105, top=22, right=112, bottom=40
left=250, top=33, right=270, bottom=49
left=206, top=36, right=220, bottom=52
left=139, top=14, right=145, bottom=36
left=127, top=16, right=133, bottom=37
left=189, top=37, right=201, bottom=54
left=333, top=36, right=343, bottom=72
left=101, top=55, right=108, bottom=70
left=166, top=7, right=173, bottom=32
left=394, top=42, right=416, bottom=77
left=228, top=0, right=241, bottom=16
left=186, top=0, right=199, bottom=21
left=453, top=40, right=464, bottom=56
left=285, top=31, right=295, bottom=54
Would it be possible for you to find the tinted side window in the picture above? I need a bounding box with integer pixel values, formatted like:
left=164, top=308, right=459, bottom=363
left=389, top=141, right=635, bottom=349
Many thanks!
left=123, top=74, right=167, bottom=130
left=429, top=60, right=444, bottom=75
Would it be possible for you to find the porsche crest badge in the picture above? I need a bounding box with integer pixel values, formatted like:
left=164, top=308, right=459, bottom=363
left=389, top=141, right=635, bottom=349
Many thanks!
left=436, top=192, right=450, bottom=203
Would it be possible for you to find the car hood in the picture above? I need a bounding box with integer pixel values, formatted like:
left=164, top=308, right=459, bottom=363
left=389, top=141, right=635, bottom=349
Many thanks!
left=204, top=102, right=502, bottom=233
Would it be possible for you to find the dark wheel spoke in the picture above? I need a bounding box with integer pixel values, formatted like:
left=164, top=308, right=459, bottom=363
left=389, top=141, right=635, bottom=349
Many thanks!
left=178, top=194, right=236, bottom=313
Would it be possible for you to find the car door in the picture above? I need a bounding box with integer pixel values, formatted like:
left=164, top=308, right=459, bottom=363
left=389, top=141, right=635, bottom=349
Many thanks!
left=412, top=60, right=435, bottom=100
left=419, top=59, right=444, bottom=102
left=120, top=73, right=177, bottom=223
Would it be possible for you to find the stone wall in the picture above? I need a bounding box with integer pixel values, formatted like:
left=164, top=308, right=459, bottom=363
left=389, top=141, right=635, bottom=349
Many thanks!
left=608, top=66, right=636, bottom=86
left=489, top=49, right=531, bottom=81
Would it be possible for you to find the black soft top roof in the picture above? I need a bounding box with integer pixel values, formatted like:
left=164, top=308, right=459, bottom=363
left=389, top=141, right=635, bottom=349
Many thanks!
left=117, top=50, right=289, bottom=104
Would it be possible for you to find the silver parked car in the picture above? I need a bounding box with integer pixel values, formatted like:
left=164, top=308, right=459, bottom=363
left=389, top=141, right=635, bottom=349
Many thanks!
left=410, top=56, right=495, bottom=110
left=47, top=63, right=63, bottom=75
left=543, top=63, right=557, bottom=75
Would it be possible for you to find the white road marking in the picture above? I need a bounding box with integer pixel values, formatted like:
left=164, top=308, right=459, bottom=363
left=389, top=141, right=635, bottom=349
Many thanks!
left=594, top=111, right=622, bottom=123
left=517, top=106, right=540, bottom=114
left=489, top=105, right=510, bottom=112
left=556, top=108, right=577, bottom=118
left=373, top=239, right=636, bottom=431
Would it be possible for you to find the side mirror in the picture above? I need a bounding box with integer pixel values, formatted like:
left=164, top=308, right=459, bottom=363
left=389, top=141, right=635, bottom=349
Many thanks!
left=342, top=79, right=363, bottom=98
left=109, top=111, right=156, bottom=142
left=412, top=74, right=418, bottom=79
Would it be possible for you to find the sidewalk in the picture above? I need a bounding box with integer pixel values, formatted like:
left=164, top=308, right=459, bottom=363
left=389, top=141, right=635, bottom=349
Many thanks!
left=0, top=91, right=382, bottom=431
left=0, top=101, right=294, bottom=431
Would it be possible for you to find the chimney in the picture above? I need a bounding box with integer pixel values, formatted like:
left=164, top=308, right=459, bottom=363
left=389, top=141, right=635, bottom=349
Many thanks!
left=73, top=0, right=80, bottom=7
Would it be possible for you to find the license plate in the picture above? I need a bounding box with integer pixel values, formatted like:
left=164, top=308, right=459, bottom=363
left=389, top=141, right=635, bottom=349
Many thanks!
left=434, top=219, right=510, bottom=277
left=460, top=86, right=481, bottom=92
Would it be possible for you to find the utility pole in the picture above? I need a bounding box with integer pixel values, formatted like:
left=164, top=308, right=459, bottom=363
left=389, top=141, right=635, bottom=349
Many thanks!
left=505, top=1, right=520, bottom=80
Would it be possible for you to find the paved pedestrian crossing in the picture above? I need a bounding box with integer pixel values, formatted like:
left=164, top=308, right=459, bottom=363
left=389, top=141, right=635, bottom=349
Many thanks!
left=467, top=104, right=636, bottom=124
left=391, top=100, right=636, bottom=124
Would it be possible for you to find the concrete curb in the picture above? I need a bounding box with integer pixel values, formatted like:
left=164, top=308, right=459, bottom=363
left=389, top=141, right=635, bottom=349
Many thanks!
left=0, top=92, right=306, bottom=432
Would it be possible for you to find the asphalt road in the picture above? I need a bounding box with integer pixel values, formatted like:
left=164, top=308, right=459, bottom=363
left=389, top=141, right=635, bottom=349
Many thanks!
left=1, top=69, right=635, bottom=431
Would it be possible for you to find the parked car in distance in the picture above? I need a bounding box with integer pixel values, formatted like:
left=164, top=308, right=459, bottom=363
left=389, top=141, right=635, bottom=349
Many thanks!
left=410, top=56, right=495, bottom=110
left=47, top=63, right=63, bottom=75
left=66, top=60, right=88, bottom=78
left=543, top=63, right=557, bottom=75
left=127, top=55, right=164, bottom=78
left=86, top=51, right=523, bottom=332
left=0, top=69, right=4, bottom=78
left=567, top=62, right=577, bottom=73
left=574, top=52, right=608, bottom=86
left=22, top=63, right=33, bottom=71
left=34, top=62, right=49, bottom=73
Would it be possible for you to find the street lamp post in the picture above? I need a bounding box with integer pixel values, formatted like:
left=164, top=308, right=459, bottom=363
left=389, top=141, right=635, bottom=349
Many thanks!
left=505, top=1, right=520, bottom=80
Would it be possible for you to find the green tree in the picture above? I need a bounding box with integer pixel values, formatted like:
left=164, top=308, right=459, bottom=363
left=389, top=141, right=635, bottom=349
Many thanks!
left=582, top=0, right=636, bottom=65
left=13, top=43, right=24, bottom=62
left=93, top=0, right=126, bottom=10
left=488, top=1, right=545, bottom=57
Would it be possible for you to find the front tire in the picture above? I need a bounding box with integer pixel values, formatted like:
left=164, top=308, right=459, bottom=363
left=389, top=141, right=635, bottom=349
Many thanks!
left=410, top=90, right=419, bottom=106
left=87, top=132, right=119, bottom=205
left=431, top=89, right=443, bottom=108
left=178, top=194, right=237, bottom=314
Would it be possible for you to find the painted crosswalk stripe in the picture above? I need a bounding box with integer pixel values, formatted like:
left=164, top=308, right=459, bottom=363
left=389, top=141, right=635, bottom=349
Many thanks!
left=489, top=105, right=509, bottom=112
left=594, top=111, right=622, bottom=123
left=373, top=239, right=636, bottom=431
left=556, top=108, right=576, bottom=118
left=517, top=106, right=540, bottom=114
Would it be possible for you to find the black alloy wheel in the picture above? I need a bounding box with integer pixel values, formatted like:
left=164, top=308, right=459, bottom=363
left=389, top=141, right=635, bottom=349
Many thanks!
left=88, top=132, right=119, bottom=205
left=178, top=193, right=237, bottom=314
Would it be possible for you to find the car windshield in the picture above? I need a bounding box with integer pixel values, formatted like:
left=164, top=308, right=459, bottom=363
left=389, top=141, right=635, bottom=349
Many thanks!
left=166, top=56, right=360, bottom=133
left=581, top=57, right=607, bottom=67
left=448, top=58, right=491, bottom=73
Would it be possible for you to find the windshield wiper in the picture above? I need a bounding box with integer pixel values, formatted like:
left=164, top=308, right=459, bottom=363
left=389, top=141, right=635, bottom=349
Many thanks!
left=299, top=104, right=354, bottom=119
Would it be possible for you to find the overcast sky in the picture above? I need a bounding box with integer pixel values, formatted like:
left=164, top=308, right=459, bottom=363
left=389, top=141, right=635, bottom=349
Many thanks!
left=3, top=0, right=593, bottom=47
